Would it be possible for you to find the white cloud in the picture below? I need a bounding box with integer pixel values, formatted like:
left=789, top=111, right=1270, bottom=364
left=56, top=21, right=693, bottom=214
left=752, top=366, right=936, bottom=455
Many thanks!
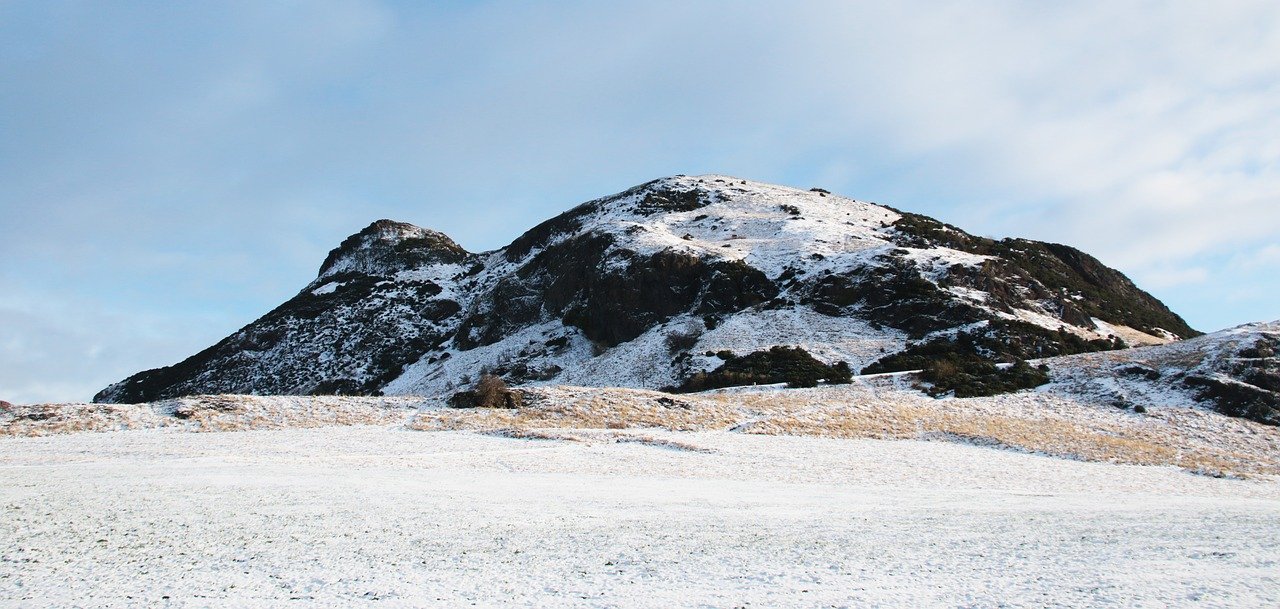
left=1130, top=265, right=1210, bottom=291
left=1231, top=244, right=1280, bottom=271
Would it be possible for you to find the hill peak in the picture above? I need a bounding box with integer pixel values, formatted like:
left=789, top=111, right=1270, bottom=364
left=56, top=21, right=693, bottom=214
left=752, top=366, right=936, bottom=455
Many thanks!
left=317, top=219, right=470, bottom=280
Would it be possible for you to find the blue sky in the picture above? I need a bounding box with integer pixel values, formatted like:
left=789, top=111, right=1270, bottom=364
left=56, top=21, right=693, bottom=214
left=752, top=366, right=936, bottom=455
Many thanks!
left=2, top=1, right=1278, bottom=403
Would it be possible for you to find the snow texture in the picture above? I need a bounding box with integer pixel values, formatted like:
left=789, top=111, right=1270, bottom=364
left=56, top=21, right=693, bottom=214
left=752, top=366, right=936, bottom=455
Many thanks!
left=2, top=426, right=1278, bottom=608
left=1037, top=320, right=1279, bottom=419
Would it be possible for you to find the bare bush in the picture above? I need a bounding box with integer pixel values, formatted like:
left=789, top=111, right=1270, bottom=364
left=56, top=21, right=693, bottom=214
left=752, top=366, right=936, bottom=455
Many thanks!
left=449, top=374, right=523, bottom=409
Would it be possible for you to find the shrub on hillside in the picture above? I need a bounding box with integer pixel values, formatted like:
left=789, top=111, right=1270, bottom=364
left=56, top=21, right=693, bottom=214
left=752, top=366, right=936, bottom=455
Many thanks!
left=448, top=374, right=523, bottom=409
left=918, top=355, right=1049, bottom=398
left=673, top=346, right=853, bottom=392
left=864, top=319, right=1123, bottom=376
left=665, top=326, right=701, bottom=354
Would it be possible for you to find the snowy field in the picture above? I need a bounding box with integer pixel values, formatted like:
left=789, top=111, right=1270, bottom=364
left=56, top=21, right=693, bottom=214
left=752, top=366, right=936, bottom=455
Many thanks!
left=3, top=426, right=1278, bottom=608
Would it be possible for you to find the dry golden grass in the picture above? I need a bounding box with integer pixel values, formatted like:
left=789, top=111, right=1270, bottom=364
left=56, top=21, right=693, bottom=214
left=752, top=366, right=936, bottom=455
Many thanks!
left=172, top=396, right=406, bottom=432
left=740, top=404, right=1262, bottom=478
left=410, top=385, right=1280, bottom=478
left=409, top=388, right=740, bottom=433
left=1, top=395, right=414, bottom=437
left=1, top=403, right=165, bottom=437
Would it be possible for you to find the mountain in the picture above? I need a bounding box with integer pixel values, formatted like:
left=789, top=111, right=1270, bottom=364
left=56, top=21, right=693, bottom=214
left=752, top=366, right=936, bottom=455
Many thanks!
left=95, top=175, right=1197, bottom=404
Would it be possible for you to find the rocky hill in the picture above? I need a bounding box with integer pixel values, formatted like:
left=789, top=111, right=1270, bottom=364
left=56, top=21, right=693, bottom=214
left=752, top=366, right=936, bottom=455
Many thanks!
left=1043, top=320, right=1280, bottom=426
left=95, top=175, right=1197, bottom=403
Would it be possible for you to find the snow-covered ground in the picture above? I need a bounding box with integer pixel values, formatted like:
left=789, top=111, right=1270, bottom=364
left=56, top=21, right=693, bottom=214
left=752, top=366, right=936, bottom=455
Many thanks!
left=2, top=426, right=1278, bottom=608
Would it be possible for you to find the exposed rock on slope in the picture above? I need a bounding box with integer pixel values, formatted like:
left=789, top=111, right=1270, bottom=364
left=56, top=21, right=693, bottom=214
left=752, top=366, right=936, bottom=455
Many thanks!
left=1044, top=321, right=1280, bottom=426
left=96, top=175, right=1195, bottom=403
left=98, top=221, right=474, bottom=400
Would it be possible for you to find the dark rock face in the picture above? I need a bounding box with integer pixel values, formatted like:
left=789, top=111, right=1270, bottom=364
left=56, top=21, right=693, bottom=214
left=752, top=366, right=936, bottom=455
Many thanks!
left=94, top=175, right=1199, bottom=403
left=1183, top=336, right=1280, bottom=425
left=673, top=346, right=852, bottom=392
left=505, top=202, right=604, bottom=263
left=1185, top=375, right=1279, bottom=425
left=459, top=231, right=776, bottom=351
left=886, top=212, right=1196, bottom=338
left=864, top=319, right=1126, bottom=375
left=803, top=254, right=986, bottom=338
left=633, top=184, right=716, bottom=214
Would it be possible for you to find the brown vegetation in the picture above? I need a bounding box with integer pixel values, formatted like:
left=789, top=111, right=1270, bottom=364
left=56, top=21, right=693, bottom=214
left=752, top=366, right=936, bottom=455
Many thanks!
left=411, top=384, right=1280, bottom=478
left=448, top=374, right=524, bottom=409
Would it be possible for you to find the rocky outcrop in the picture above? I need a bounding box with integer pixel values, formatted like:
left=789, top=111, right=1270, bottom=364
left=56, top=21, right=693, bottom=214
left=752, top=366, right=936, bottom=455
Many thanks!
left=886, top=212, right=1196, bottom=338
left=1044, top=321, right=1279, bottom=426
left=457, top=234, right=777, bottom=350
left=318, top=219, right=471, bottom=278
left=1182, top=333, right=1280, bottom=425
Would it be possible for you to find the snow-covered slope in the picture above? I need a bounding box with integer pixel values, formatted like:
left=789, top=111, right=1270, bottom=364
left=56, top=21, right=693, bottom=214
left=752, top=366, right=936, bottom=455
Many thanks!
left=96, top=175, right=1197, bottom=403
left=1042, top=320, right=1280, bottom=425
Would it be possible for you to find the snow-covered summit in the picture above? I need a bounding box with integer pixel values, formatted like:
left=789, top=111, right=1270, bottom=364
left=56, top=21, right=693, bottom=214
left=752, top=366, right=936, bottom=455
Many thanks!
left=533, top=175, right=905, bottom=280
